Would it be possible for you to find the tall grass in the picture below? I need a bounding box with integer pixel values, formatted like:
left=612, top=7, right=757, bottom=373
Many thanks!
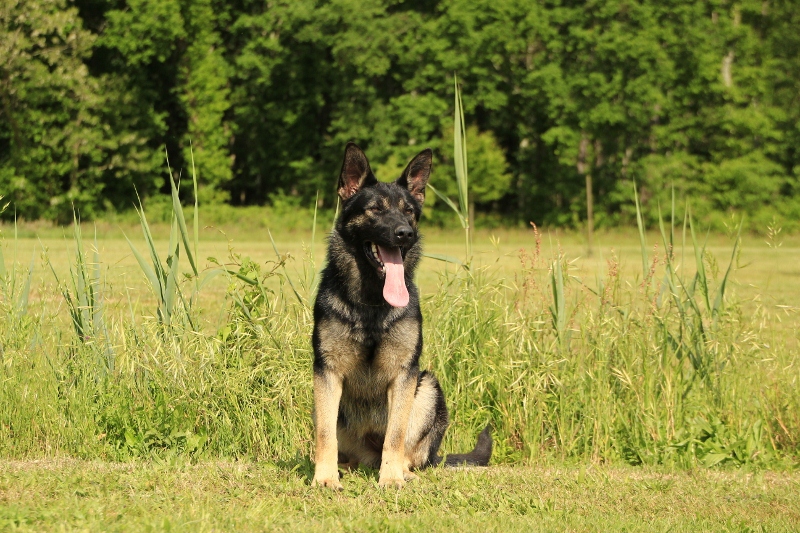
left=43, top=212, right=114, bottom=374
left=0, top=192, right=797, bottom=467
left=429, top=73, right=471, bottom=262
left=0, top=133, right=799, bottom=469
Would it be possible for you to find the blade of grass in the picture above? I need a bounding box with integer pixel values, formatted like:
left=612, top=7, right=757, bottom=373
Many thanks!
left=428, top=184, right=467, bottom=228
left=124, top=233, right=162, bottom=310
left=422, top=252, right=466, bottom=267
left=0, top=229, right=6, bottom=281
left=632, top=180, right=648, bottom=283
left=550, top=258, right=566, bottom=341
left=311, top=191, right=318, bottom=263
left=267, top=228, right=304, bottom=306
left=42, top=238, right=82, bottom=337
left=190, top=143, right=199, bottom=272
left=689, top=213, right=711, bottom=311
left=682, top=204, right=689, bottom=291
left=18, top=246, right=34, bottom=318
left=123, top=274, right=139, bottom=345
left=332, top=198, right=340, bottom=232
left=453, top=73, right=471, bottom=258
left=163, top=216, right=181, bottom=326
left=134, top=194, right=167, bottom=305
left=91, top=225, right=102, bottom=328
left=12, top=211, right=18, bottom=299
left=198, top=268, right=226, bottom=291
left=670, top=184, right=676, bottom=254
left=70, top=210, right=92, bottom=332
left=93, top=225, right=114, bottom=372
left=712, top=218, right=742, bottom=319
left=169, top=161, right=198, bottom=278
left=310, top=191, right=320, bottom=294
left=657, top=203, right=685, bottom=317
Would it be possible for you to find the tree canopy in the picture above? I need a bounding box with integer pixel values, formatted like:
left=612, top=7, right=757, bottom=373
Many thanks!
left=1, top=0, right=798, bottom=228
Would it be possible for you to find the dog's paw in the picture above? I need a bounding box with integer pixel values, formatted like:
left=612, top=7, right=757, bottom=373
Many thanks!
left=378, top=462, right=407, bottom=488
left=312, top=476, right=344, bottom=491
left=403, top=469, right=418, bottom=482
left=378, top=476, right=406, bottom=489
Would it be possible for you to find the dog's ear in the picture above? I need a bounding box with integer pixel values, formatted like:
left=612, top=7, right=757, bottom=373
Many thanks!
left=397, top=148, right=432, bottom=205
left=338, top=142, right=377, bottom=201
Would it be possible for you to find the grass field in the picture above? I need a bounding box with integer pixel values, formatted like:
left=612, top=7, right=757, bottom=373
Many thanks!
left=15, top=222, right=800, bottom=344
left=1, top=211, right=799, bottom=531
left=2, top=460, right=799, bottom=532
left=13, top=221, right=800, bottom=311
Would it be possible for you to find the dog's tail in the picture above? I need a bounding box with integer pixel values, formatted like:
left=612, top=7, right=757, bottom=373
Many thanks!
left=433, top=424, right=493, bottom=467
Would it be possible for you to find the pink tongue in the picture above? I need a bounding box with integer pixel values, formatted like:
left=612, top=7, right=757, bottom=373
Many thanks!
left=378, top=245, right=409, bottom=307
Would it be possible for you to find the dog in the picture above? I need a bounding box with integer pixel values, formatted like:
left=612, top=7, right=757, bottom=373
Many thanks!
left=311, top=142, right=492, bottom=490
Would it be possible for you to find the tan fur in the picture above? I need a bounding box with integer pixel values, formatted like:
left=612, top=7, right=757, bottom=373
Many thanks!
left=312, top=371, right=344, bottom=490
left=312, top=312, right=441, bottom=489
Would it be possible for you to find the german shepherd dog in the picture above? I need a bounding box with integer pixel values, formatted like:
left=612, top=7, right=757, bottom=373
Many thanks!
left=311, top=143, right=492, bottom=490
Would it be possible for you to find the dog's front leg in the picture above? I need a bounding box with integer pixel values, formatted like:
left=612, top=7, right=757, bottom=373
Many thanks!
left=312, top=370, right=344, bottom=490
left=379, top=370, right=418, bottom=488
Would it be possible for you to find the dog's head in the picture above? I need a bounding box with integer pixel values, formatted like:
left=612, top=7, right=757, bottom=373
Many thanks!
left=334, top=142, right=432, bottom=307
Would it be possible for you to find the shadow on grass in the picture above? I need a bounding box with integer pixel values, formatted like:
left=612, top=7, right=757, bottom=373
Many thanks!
left=276, top=453, right=380, bottom=485
left=276, top=453, right=315, bottom=483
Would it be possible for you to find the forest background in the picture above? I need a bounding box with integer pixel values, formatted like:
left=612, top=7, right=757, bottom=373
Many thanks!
left=1, top=0, right=799, bottom=231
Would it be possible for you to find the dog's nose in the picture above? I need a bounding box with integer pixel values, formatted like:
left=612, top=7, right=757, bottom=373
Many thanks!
left=395, top=225, right=414, bottom=243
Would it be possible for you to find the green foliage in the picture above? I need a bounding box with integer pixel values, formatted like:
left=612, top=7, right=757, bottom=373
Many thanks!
left=436, top=125, right=511, bottom=206
left=123, top=160, right=219, bottom=330
left=179, top=0, right=232, bottom=202
left=0, top=0, right=161, bottom=222
left=2, top=0, right=800, bottom=231
left=100, top=0, right=185, bottom=67
left=0, top=0, right=103, bottom=221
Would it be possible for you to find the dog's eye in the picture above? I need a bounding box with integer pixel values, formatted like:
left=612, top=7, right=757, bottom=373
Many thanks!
left=368, top=205, right=382, bottom=213
left=404, top=207, right=414, bottom=215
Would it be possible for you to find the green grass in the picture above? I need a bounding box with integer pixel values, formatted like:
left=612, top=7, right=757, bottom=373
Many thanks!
left=2, top=460, right=799, bottom=532
left=2, top=221, right=799, bottom=461
left=13, top=224, right=800, bottom=302
left=1, top=205, right=799, bottom=530
left=14, top=225, right=800, bottom=344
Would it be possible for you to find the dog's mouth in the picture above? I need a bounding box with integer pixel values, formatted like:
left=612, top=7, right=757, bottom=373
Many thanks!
left=363, top=242, right=407, bottom=272
left=364, top=241, right=409, bottom=308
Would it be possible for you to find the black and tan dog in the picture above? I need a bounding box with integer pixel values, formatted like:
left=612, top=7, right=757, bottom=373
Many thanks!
left=311, top=143, right=492, bottom=490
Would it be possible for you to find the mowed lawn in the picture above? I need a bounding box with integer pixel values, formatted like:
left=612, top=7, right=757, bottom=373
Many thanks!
left=2, top=459, right=799, bottom=532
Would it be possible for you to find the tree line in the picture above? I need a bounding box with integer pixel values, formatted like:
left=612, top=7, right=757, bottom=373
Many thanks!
left=1, top=0, right=798, bottom=228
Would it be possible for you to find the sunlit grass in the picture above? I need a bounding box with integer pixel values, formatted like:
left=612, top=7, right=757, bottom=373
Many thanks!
left=2, top=459, right=799, bottom=532
left=1, top=201, right=799, bottom=531
left=2, top=210, right=799, bottom=464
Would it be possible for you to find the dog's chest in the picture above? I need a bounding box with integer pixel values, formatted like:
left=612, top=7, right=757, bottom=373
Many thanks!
left=316, top=313, right=420, bottom=379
